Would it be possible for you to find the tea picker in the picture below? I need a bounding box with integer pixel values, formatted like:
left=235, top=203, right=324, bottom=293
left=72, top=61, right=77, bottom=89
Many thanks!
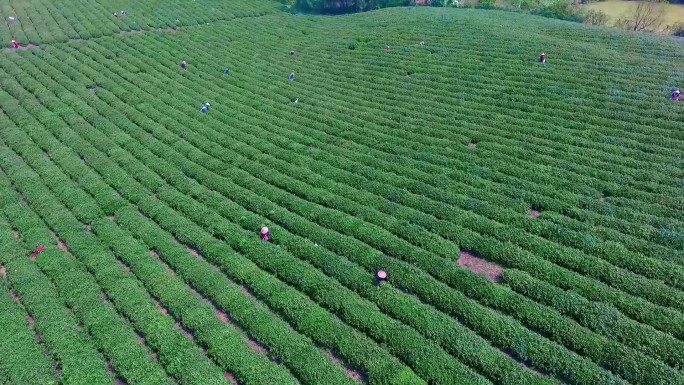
left=376, top=270, right=387, bottom=288
left=260, top=226, right=271, bottom=241
left=181, top=60, right=187, bottom=70
left=420, top=41, right=425, bottom=47
left=290, top=50, right=295, bottom=56
left=200, top=103, right=210, bottom=112
left=11, top=39, right=18, bottom=48
left=385, top=45, right=391, bottom=52
left=539, top=53, right=546, bottom=63
left=672, top=89, right=681, bottom=101
left=224, top=68, right=230, bottom=75
left=289, top=71, right=295, bottom=81
left=31, top=246, right=46, bottom=259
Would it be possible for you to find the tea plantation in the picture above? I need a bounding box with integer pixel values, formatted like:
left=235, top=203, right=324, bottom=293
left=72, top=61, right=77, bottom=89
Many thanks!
left=1, top=1, right=683, bottom=385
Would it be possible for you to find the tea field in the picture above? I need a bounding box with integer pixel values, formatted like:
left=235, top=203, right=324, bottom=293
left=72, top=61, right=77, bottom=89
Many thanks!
left=1, top=1, right=684, bottom=385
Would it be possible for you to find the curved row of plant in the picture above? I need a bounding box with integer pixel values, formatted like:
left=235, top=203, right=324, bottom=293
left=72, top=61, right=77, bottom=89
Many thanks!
left=0, top=240, right=56, bottom=385
left=0, top=113, right=270, bottom=385
left=0, top=71, right=425, bottom=385
left=0, top=53, right=427, bottom=385
left=0, top=0, right=277, bottom=47
left=32, top=36, right=684, bottom=384
left=176, top=21, right=684, bottom=248
left=0, top=36, right=620, bottom=384
left=108, top=29, right=684, bottom=292
left=2, top=12, right=680, bottom=384
left=0, top=190, right=113, bottom=385
left=61, top=23, right=684, bottom=344
left=96, top=30, right=684, bottom=320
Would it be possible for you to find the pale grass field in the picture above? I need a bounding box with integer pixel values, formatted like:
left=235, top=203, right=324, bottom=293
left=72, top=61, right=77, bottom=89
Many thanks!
left=584, top=0, right=684, bottom=31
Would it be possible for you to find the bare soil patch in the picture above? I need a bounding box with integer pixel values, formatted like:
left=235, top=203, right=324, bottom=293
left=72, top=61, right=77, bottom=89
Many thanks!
left=117, top=259, right=131, bottom=273
left=135, top=332, right=146, bottom=346
left=224, top=372, right=239, bottom=385
left=201, top=297, right=232, bottom=324
left=325, top=349, right=367, bottom=383
left=29, top=251, right=37, bottom=261
left=247, top=338, right=268, bottom=355
left=158, top=27, right=180, bottom=33
left=245, top=337, right=280, bottom=364
left=27, top=314, right=35, bottom=327
left=35, top=332, right=42, bottom=343
left=100, top=291, right=114, bottom=307
left=468, top=141, right=477, bottom=149
left=51, top=232, right=69, bottom=253
left=107, top=363, right=129, bottom=385
left=501, top=349, right=547, bottom=377
left=3, top=44, right=38, bottom=52
left=241, top=285, right=257, bottom=300
left=135, top=332, right=161, bottom=362
left=149, top=250, right=158, bottom=258
left=107, top=215, right=116, bottom=221
left=239, top=285, right=297, bottom=332
left=156, top=301, right=169, bottom=316
left=88, top=87, right=97, bottom=93
left=458, top=251, right=503, bottom=282
left=9, top=288, right=20, bottom=303
left=84, top=224, right=92, bottom=234
left=187, top=246, right=201, bottom=258
left=119, top=30, right=144, bottom=36
left=0, top=265, right=6, bottom=279
left=215, top=308, right=230, bottom=324
left=12, top=230, right=19, bottom=239
left=528, top=208, right=541, bottom=218
left=175, top=321, right=195, bottom=341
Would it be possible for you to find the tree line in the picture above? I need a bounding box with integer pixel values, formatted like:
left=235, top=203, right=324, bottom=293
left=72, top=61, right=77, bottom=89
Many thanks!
left=285, top=0, right=413, bottom=14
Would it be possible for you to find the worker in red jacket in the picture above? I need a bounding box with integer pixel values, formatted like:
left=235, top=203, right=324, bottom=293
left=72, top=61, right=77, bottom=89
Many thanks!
left=11, top=39, right=19, bottom=49
left=30, top=246, right=46, bottom=260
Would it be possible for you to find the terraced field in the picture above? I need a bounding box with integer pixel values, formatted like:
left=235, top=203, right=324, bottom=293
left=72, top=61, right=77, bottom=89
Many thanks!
left=1, top=1, right=684, bottom=385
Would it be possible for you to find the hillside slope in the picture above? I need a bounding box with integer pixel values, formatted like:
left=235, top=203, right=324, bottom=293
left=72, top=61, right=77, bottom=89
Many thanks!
left=1, top=4, right=684, bottom=385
